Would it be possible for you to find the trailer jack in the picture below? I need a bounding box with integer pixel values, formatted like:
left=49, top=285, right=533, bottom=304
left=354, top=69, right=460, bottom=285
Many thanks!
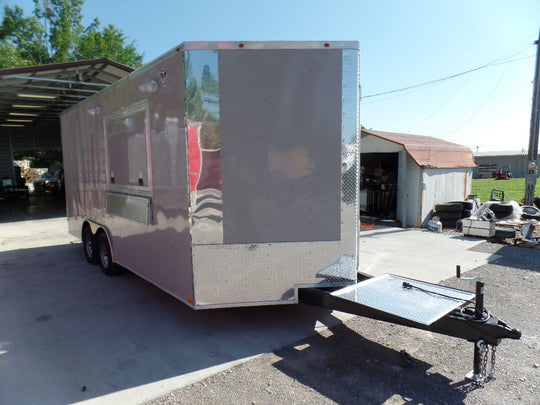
left=298, top=273, right=521, bottom=385
left=467, top=339, right=496, bottom=386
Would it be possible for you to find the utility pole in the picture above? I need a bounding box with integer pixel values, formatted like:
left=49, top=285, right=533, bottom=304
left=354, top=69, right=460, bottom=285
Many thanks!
left=525, top=29, right=540, bottom=205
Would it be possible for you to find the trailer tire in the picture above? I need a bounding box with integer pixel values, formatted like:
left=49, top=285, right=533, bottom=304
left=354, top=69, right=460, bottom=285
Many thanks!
left=462, top=209, right=473, bottom=218
left=440, top=219, right=458, bottom=229
left=82, top=226, right=97, bottom=264
left=97, top=232, right=121, bottom=276
left=434, top=203, right=463, bottom=212
left=450, top=201, right=474, bottom=211
left=521, top=205, right=540, bottom=220
left=434, top=211, right=462, bottom=220
left=489, top=202, right=514, bottom=218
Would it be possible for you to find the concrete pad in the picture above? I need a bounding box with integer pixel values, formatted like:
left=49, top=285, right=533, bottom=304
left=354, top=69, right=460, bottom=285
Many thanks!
left=0, top=219, right=499, bottom=404
left=359, top=226, right=500, bottom=283
left=0, top=218, right=346, bottom=405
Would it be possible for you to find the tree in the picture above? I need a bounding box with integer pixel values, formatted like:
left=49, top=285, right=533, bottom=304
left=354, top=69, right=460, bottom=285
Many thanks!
left=0, top=4, right=49, bottom=66
left=0, top=0, right=143, bottom=68
left=75, top=19, right=142, bottom=66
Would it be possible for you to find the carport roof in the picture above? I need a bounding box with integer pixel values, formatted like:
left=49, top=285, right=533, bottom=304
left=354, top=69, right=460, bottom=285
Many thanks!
left=362, top=129, right=477, bottom=169
left=0, top=59, right=133, bottom=130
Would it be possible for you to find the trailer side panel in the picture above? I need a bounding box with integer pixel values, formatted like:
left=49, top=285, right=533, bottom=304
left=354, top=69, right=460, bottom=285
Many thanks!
left=62, top=51, right=195, bottom=303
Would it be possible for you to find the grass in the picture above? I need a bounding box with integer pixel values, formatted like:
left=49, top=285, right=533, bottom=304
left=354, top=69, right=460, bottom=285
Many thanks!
left=471, top=178, right=527, bottom=204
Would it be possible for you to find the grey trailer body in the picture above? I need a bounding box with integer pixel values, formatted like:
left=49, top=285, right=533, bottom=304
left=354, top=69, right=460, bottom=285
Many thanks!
left=61, top=42, right=521, bottom=382
left=61, top=41, right=360, bottom=308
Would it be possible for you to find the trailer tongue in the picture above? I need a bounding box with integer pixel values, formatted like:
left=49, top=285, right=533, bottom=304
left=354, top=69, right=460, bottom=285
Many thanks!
left=299, top=273, right=521, bottom=385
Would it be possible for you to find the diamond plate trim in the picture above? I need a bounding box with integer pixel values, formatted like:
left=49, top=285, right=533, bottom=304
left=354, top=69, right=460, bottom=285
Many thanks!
left=333, top=274, right=475, bottom=325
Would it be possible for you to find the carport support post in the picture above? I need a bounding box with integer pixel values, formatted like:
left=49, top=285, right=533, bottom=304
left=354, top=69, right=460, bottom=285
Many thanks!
left=525, top=28, right=540, bottom=206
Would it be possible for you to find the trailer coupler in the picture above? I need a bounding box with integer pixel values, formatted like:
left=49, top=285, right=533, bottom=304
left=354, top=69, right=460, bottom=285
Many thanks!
left=298, top=274, right=521, bottom=385
left=440, top=306, right=520, bottom=385
left=455, top=267, right=521, bottom=385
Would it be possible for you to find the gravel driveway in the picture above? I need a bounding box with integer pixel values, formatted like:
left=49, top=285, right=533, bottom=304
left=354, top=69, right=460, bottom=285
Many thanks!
left=146, top=240, right=540, bottom=405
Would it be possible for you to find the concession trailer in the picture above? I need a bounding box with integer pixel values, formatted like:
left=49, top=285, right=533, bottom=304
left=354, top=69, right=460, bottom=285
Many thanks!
left=61, top=41, right=519, bottom=383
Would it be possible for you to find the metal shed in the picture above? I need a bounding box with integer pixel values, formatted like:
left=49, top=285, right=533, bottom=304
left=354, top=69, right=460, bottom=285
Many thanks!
left=360, top=129, right=477, bottom=227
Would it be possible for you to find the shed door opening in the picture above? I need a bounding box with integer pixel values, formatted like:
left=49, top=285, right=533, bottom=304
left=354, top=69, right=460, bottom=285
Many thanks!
left=360, top=152, right=398, bottom=219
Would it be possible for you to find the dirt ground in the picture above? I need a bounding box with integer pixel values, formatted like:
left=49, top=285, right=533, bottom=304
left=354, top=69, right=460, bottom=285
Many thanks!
left=146, top=240, right=540, bottom=405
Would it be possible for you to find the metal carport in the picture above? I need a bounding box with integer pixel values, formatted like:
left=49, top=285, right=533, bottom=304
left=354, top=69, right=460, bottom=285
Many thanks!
left=0, top=59, right=133, bottom=182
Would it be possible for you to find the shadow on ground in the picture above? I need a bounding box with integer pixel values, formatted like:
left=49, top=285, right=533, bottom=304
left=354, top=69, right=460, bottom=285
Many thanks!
left=0, top=242, right=340, bottom=405
left=272, top=322, right=475, bottom=404
left=468, top=241, right=540, bottom=272
left=0, top=193, right=65, bottom=223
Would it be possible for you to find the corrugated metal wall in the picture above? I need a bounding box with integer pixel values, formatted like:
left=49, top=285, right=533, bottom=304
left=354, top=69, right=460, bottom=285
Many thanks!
left=420, top=168, right=472, bottom=226
left=473, top=154, right=528, bottom=178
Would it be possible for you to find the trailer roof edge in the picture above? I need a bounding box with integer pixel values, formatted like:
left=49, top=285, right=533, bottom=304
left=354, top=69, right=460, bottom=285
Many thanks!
left=179, top=41, right=360, bottom=50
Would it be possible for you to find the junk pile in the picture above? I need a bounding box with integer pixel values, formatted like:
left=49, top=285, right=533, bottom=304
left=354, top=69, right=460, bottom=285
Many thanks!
left=430, top=195, right=540, bottom=245
left=459, top=200, right=523, bottom=239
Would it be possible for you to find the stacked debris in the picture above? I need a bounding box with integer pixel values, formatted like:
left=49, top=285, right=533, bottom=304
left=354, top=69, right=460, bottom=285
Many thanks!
left=428, top=189, right=540, bottom=243
left=456, top=200, right=540, bottom=243
left=432, top=200, right=476, bottom=229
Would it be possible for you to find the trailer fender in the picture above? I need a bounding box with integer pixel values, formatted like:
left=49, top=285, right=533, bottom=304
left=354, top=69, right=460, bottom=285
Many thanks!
left=83, top=219, right=103, bottom=235
left=81, top=221, right=115, bottom=264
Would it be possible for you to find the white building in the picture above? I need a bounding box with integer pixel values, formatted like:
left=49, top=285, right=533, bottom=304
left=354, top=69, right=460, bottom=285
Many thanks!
left=473, top=150, right=528, bottom=178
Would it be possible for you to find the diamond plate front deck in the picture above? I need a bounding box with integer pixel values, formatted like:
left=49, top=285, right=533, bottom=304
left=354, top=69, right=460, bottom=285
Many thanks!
left=332, top=274, right=475, bottom=325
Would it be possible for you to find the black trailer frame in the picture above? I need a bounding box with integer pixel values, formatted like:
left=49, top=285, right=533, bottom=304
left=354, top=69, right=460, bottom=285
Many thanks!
left=299, top=272, right=521, bottom=384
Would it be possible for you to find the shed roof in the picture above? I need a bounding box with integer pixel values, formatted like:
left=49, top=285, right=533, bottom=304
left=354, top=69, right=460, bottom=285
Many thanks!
left=362, top=129, right=476, bottom=169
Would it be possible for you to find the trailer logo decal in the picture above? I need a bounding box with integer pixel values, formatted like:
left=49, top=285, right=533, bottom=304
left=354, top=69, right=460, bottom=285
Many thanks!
left=159, top=68, right=169, bottom=87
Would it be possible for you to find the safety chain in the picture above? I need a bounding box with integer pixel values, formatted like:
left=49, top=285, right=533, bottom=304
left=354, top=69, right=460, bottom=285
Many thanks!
left=480, top=341, right=489, bottom=379
left=477, top=341, right=497, bottom=386
left=489, top=345, right=497, bottom=380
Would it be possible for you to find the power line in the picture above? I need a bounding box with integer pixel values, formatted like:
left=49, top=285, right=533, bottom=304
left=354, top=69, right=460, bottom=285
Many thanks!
left=442, top=62, right=511, bottom=137
left=407, top=41, right=533, bottom=132
left=362, top=54, right=534, bottom=100
left=407, top=74, right=471, bottom=132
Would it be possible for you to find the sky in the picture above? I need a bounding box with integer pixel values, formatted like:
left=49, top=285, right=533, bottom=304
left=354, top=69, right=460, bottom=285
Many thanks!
left=3, top=0, right=540, bottom=153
